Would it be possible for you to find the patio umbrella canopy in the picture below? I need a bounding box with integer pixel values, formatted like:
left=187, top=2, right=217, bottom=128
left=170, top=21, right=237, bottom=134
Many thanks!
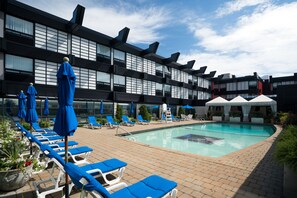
left=25, top=83, right=38, bottom=124
left=182, top=105, right=193, bottom=109
left=43, top=97, right=49, bottom=116
left=53, top=57, right=78, bottom=198
left=17, top=90, right=26, bottom=120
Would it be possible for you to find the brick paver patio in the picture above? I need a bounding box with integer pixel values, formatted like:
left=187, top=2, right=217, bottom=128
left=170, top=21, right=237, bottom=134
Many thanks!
left=0, top=121, right=283, bottom=198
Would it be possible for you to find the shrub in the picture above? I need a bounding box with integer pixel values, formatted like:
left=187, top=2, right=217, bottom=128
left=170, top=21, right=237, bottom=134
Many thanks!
left=97, top=118, right=107, bottom=125
left=39, top=120, right=50, bottom=128
left=229, top=111, right=242, bottom=117
left=212, top=111, right=223, bottom=116
left=274, top=125, right=297, bottom=171
left=22, top=122, right=31, bottom=130
left=139, top=105, right=151, bottom=121
left=250, top=111, right=263, bottom=118
left=115, top=104, right=123, bottom=121
left=284, top=113, right=297, bottom=127
left=178, top=107, right=185, bottom=117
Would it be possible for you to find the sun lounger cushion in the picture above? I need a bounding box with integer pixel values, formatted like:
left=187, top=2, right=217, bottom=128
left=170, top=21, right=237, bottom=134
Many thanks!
left=80, top=158, right=127, bottom=175
left=49, top=141, right=78, bottom=148
left=110, top=175, right=177, bottom=198
left=58, top=146, right=93, bottom=157
left=38, top=135, right=64, bottom=141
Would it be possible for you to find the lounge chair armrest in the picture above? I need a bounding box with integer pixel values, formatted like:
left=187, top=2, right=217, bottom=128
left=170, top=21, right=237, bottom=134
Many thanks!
left=106, top=182, right=128, bottom=192
left=86, top=168, right=103, bottom=175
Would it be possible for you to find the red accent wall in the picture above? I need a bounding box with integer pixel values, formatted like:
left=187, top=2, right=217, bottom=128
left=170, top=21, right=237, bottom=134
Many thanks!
left=258, top=81, right=263, bottom=95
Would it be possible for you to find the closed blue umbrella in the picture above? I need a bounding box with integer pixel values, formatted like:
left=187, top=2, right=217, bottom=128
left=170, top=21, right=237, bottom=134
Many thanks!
left=53, top=57, right=77, bottom=198
left=25, top=83, right=38, bottom=155
left=25, top=83, right=38, bottom=124
left=17, top=90, right=26, bottom=121
left=130, top=101, right=134, bottom=117
left=99, top=100, right=104, bottom=115
left=43, top=97, right=49, bottom=116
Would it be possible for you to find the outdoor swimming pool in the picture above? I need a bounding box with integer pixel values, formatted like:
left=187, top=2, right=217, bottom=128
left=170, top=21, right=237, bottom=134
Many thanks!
left=124, top=123, right=276, bottom=157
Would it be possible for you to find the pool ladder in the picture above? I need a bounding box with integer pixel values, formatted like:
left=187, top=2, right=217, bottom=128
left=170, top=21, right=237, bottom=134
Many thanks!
left=116, top=126, right=136, bottom=141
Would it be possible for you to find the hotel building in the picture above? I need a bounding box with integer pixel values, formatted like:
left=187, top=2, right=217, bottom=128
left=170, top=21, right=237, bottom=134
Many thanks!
left=0, top=0, right=215, bottom=118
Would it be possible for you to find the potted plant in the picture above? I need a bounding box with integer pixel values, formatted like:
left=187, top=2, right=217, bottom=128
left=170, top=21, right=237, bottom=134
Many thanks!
left=0, top=119, right=33, bottom=191
left=250, top=111, right=264, bottom=123
left=212, top=111, right=223, bottom=121
left=274, top=125, right=297, bottom=198
left=229, top=111, right=242, bottom=122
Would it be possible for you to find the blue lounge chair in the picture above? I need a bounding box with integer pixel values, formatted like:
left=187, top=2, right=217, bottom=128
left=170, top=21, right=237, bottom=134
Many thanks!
left=16, top=123, right=93, bottom=165
left=34, top=143, right=127, bottom=197
left=106, top=116, right=120, bottom=128
left=121, top=115, right=135, bottom=126
left=88, top=116, right=102, bottom=129
left=137, top=115, right=150, bottom=125
left=65, top=162, right=178, bottom=198
left=32, top=122, right=56, bottom=134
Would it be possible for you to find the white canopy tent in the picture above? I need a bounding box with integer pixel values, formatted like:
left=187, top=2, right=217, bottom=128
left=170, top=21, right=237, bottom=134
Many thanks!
left=229, top=96, right=250, bottom=122
left=249, top=95, right=277, bottom=113
left=206, top=97, right=229, bottom=120
left=206, top=96, right=229, bottom=106
left=206, top=95, right=277, bottom=122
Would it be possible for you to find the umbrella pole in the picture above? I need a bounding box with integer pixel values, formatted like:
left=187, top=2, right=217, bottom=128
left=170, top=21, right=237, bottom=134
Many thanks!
left=64, top=136, right=69, bottom=198
left=30, top=124, right=33, bottom=155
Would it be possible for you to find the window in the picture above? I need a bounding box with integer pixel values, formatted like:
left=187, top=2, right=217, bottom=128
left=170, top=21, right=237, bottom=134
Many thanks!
left=171, top=86, right=181, bottom=98
left=5, top=54, right=33, bottom=72
left=126, top=53, right=142, bottom=72
left=126, top=77, right=142, bottom=94
left=203, top=79, right=210, bottom=89
left=198, top=77, right=203, bottom=87
left=35, top=23, right=68, bottom=54
left=114, top=49, right=125, bottom=62
left=188, top=89, right=193, bottom=99
left=171, top=68, right=180, bottom=81
left=6, top=15, right=33, bottom=36
left=155, top=63, right=163, bottom=77
left=188, top=75, right=193, bottom=84
left=249, top=81, right=257, bottom=87
left=164, top=84, right=171, bottom=92
left=97, top=44, right=110, bottom=58
left=35, top=59, right=58, bottom=85
left=156, top=83, right=163, bottom=96
left=164, top=66, right=171, bottom=78
left=71, top=35, right=96, bottom=60
left=193, top=76, right=198, bottom=85
left=143, top=59, right=156, bottom=75
left=143, top=80, right=156, bottom=96
left=114, top=75, right=125, bottom=86
left=237, top=81, right=248, bottom=90
left=226, top=82, right=237, bottom=91
left=97, top=71, right=110, bottom=84
left=72, top=66, right=96, bottom=89
left=164, top=84, right=171, bottom=97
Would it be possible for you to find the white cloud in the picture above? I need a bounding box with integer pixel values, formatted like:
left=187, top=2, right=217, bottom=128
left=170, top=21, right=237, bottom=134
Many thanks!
left=19, top=0, right=171, bottom=44
left=216, top=0, right=271, bottom=17
left=181, top=2, right=297, bottom=77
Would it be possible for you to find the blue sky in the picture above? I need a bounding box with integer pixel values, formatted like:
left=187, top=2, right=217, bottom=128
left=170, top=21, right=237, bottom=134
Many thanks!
left=20, top=0, right=297, bottom=77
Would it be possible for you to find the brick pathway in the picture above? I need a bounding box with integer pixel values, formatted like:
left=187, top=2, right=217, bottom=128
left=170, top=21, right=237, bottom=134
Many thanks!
left=0, top=121, right=283, bottom=198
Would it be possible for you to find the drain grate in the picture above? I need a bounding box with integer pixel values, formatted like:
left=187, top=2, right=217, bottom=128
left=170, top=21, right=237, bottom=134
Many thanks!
left=175, top=134, right=223, bottom=144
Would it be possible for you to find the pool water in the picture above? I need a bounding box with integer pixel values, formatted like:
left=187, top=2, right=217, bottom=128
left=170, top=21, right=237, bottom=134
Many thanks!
left=124, top=123, right=275, bottom=157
